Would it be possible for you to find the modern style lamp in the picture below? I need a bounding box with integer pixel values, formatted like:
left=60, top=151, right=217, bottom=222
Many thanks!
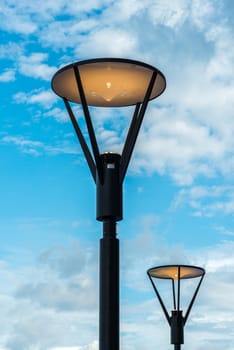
left=51, top=58, right=166, bottom=350
left=147, top=265, right=205, bottom=350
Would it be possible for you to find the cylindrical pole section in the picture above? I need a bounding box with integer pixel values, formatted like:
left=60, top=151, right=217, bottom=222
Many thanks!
left=99, top=220, right=119, bottom=350
left=96, top=153, right=122, bottom=222
left=170, top=310, right=184, bottom=346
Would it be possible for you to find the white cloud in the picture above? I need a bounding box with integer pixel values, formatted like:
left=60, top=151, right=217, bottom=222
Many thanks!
left=130, top=108, right=223, bottom=184
left=14, top=89, right=57, bottom=108
left=77, top=28, right=138, bottom=57
left=0, top=42, right=24, bottom=59
left=205, top=24, right=234, bottom=82
left=1, top=135, right=79, bottom=157
left=0, top=3, right=37, bottom=34
left=15, top=277, right=96, bottom=311
left=125, top=49, right=234, bottom=184
left=149, top=0, right=189, bottom=28
left=0, top=237, right=97, bottom=349
left=0, top=69, right=15, bottom=82
left=0, top=1, right=108, bottom=50
left=0, top=239, right=98, bottom=350
left=103, top=0, right=150, bottom=22
left=215, top=226, right=234, bottom=236
left=38, top=242, right=91, bottom=278
left=172, top=185, right=234, bottom=216
left=44, top=108, right=69, bottom=123
left=50, top=343, right=98, bottom=350
left=95, top=127, right=123, bottom=154
left=40, top=19, right=98, bottom=50
left=1, top=136, right=43, bottom=156
left=121, top=216, right=189, bottom=292
left=191, top=0, right=216, bottom=30
left=18, top=53, right=57, bottom=81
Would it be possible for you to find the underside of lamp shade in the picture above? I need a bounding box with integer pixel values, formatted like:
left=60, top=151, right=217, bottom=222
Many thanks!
left=51, top=58, right=166, bottom=107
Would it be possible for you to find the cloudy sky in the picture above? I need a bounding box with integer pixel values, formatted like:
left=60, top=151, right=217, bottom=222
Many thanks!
left=1, top=0, right=234, bottom=349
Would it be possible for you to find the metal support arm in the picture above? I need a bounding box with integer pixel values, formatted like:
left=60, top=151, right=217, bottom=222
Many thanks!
left=120, top=70, right=158, bottom=182
left=184, top=274, right=205, bottom=325
left=147, top=272, right=171, bottom=325
left=73, top=64, right=103, bottom=183
left=63, top=98, right=96, bottom=182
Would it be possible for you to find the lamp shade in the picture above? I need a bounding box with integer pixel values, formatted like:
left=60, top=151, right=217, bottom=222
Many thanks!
left=51, top=58, right=166, bottom=107
left=148, top=265, right=205, bottom=280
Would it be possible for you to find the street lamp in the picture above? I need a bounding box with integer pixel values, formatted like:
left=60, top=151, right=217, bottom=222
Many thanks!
left=51, top=58, right=166, bottom=350
left=147, top=265, right=205, bottom=350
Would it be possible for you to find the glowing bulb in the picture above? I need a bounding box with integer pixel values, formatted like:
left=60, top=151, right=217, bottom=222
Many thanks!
left=102, top=81, right=116, bottom=102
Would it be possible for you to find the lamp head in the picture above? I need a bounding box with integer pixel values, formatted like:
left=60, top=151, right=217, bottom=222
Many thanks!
left=147, top=264, right=205, bottom=347
left=148, top=265, right=205, bottom=281
left=51, top=58, right=166, bottom=107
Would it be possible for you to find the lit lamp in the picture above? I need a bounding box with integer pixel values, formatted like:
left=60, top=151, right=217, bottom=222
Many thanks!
left=51, top=58, right=166, bottom=350
left=147, top=265, right=205, bottom=350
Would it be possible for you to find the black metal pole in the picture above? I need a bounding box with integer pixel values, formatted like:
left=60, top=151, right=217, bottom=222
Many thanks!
left=174, top=345, right=181, bottom=350
left=100, top=220, right=119, bottom=350
left=97, top=153, right=122, bottom=350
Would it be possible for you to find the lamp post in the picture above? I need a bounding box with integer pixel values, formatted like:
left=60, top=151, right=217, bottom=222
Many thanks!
left=147, top=265, right=205, bottom=350
left=51, top=58, right=166, bottom=350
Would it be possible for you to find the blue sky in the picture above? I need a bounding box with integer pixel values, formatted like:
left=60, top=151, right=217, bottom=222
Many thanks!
left=1, top=0, right=234, bottom=349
